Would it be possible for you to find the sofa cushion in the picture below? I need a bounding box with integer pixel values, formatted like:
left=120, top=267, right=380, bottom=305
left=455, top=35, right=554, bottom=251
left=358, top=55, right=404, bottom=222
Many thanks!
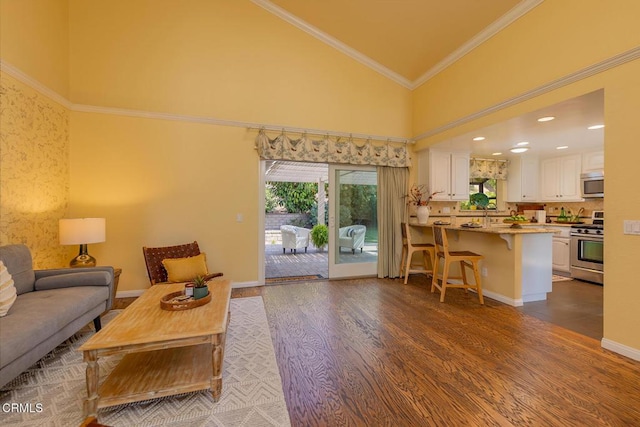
left=0, top=261, right=17, bottom=317
left=0, top=286, right=108, bottom=369
left=0, top=245, right=35, bottom=295
left=162, top=253, right=208, bottom=283
left=35, top=271, right=111, bottom=291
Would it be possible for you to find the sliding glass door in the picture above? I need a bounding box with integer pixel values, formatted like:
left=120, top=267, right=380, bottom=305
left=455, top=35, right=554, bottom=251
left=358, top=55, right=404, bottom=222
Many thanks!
left=328, top=165, right=378, bottom=278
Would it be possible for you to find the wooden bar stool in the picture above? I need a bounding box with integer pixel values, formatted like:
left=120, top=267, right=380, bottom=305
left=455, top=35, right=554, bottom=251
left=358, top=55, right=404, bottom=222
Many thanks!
left=400, top=222, right=435, bottom=285
left=431, top=226, right=484, bottom=304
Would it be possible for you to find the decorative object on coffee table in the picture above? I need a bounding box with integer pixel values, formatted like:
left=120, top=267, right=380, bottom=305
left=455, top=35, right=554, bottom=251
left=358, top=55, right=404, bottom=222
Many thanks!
left=192, top=276, right=210, bottom=300
left=160, top=290, right=211, bottom=311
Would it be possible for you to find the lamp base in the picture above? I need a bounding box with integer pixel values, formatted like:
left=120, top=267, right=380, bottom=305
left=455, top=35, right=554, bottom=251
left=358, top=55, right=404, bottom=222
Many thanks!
left=70, top=244, right=97, bottom=268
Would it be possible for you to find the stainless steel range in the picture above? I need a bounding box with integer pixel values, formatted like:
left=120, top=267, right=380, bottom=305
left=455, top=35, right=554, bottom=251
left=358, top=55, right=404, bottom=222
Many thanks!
left=570, top=211, right=603, bottom=285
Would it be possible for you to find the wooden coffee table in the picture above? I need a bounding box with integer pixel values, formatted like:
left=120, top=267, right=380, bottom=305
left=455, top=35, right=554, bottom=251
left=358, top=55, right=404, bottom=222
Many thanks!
left=79, top=280, right=231, bottom=418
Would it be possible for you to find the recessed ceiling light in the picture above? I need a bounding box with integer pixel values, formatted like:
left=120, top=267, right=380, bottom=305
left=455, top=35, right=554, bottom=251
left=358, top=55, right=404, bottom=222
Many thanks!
left=510, top=147, right=529, bottom=153
left=516, top=141, right=529, bottom=146
left=473, top=136, right=485, bottom=141
left=588, top=124, right=605, bottom=130
left=556, top=146, right=569, bottom=150
left=538, top=116, right=555, bottom=122
left=492, top=152, right=502, bottom=156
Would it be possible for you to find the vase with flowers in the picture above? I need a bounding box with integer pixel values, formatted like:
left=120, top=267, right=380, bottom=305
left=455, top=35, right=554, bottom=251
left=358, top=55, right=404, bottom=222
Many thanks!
left=406, top=184, right=439, bottom=224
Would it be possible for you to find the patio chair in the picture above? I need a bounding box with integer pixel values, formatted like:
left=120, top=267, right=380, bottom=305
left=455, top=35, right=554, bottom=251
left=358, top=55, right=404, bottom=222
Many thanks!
left=142, top=240, right=223, bottom=285
left=280, top=225, right=310, bottom=254
left=339, top=225, right=366, bottom=254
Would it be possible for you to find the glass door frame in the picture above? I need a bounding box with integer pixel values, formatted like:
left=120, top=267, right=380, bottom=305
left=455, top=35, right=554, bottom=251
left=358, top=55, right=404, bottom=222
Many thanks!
left=328, top=164, right=378, bottom=279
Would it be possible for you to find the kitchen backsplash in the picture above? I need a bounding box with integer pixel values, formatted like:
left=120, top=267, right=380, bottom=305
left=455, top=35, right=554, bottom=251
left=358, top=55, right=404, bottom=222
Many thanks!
left=427, top=199, right=603, bottom=219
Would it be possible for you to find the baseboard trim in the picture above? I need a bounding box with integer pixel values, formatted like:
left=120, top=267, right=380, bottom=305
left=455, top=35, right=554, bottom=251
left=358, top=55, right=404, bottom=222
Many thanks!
left=482, top=289, right=523, bottom=307
left=601, top=338, right=640, bottom=362
left=232, top=281, right=263, bottom=289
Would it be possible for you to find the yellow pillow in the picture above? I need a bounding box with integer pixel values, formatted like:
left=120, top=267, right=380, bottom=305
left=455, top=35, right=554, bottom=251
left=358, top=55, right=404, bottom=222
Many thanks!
left=162, top=253, right=209, bottom=283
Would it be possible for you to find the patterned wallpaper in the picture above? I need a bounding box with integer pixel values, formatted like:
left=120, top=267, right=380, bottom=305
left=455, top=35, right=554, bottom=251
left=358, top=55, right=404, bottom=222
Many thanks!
left=0, top=72, right=70, bottom=269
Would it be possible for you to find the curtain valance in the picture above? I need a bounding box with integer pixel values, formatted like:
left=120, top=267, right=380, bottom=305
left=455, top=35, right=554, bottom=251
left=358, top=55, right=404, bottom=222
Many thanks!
left=255, top=130, right=409, bottom=167
left=470, top=158, right=509, bottom=180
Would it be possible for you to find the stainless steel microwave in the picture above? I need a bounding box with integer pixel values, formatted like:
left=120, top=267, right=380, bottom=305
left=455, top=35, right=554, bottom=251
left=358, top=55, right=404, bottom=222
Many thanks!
left=581, top=171, right=604, bottom=198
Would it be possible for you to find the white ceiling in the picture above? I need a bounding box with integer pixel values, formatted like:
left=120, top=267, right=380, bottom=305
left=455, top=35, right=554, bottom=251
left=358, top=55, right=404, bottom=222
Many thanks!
left=428, top=89, right=605, bottom=160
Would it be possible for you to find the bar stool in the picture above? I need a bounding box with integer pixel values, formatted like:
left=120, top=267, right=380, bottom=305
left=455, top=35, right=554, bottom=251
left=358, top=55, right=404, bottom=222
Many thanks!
left=400, top=222, right=435, bottom=285
left=431, top=226, right=484, bottom=304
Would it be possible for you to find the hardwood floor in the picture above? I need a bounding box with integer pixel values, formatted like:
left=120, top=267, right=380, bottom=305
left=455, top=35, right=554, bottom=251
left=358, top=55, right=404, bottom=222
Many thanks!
left=260, top=277, right=640, bottom=426
left=116, top=278, right=640, bottom=426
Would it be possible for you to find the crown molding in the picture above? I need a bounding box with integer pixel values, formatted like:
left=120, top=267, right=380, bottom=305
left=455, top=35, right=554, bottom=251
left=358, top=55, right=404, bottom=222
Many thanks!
left=413, top=45, right=640, bottom=142
left=412, top=0, right=544, bottom=88
left=250, top=0, right=414, bottom=89
left=0, top=60, right=72, bottom=108
left=250, top=0, right=543, bottom=90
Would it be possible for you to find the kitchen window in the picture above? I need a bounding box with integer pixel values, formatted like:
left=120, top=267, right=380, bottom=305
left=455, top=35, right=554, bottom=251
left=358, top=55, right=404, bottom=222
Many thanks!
left=460, top=178, right=498, bottom=210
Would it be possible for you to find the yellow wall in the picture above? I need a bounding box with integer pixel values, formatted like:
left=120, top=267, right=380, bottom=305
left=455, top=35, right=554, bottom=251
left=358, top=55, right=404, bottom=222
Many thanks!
left=2, top=0, right=640, bottom=354
left=0, top=0, right=69, bottom=97
left=411, top=0, right=640, bottom=351
left=66, top=0, right=412, bottom=291
left=68, top=0, right=411, bottom=137
left=69, top=112, right=259, bottom=290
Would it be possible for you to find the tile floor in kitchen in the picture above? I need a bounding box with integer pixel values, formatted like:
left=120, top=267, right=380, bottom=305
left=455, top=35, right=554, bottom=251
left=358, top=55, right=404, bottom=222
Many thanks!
left=517, top=278, right=603, bottom=340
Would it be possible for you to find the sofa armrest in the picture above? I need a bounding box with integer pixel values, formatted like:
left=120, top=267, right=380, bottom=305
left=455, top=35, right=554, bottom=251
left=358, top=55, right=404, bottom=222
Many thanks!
left=35, top=267, right=115, bottom=310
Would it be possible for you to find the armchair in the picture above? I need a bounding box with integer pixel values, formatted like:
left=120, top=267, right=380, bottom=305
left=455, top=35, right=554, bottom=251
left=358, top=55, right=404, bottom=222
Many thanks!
left=339, top=225, right=366, bottom=254
left=280, top=225, right=310, bottom=254
left=142, top=241, right=223, bottom=285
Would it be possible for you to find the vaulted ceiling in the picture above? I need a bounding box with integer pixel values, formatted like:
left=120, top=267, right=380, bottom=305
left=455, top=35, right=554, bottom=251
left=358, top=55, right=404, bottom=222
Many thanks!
left=253, top=0, right=537, bottom=88
left=252, top=1, right=604, bottom=159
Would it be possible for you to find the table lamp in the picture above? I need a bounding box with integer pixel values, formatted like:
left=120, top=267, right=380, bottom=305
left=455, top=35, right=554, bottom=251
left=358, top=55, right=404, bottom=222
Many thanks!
left=59, top=218, right=106, bottom=267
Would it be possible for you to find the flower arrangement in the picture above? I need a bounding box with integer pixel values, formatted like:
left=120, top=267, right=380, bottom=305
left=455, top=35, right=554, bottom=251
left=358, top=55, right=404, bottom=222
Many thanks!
left=406, top=184, right=439, bottom=207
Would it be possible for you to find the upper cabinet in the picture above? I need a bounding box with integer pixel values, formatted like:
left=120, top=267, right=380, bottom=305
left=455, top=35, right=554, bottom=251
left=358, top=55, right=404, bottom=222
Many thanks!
left=506, top=157, right=539, bottom=202
left=417, top=150, right=470, bottom=201
left=540, top=154, right=583, bottom=201
left=582, top=150, right=604, bottom=172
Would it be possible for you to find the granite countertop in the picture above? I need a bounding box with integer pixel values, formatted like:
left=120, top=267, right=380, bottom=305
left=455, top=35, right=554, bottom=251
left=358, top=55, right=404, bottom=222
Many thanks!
left=410, top=222, right=558, bottom=234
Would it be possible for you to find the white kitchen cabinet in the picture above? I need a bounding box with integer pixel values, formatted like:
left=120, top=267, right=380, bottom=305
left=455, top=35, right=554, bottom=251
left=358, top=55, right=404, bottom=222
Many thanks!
left=547, top=226, right=571, bottom=273
left=417, top=150, right=470, bottom=201
left=552, top=237, right=571, bottom=273
left=582, top=150, right=604, bottom=172
left=506, top=157, right=539, bottom=202
left=540, top=154, right=583, bottom=201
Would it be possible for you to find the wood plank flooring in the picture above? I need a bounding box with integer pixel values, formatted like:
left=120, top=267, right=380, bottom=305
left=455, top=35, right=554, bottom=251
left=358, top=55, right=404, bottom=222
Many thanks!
left=117, top=277, right=640, bottom=426
left=257, top=277, right=640, bottom=427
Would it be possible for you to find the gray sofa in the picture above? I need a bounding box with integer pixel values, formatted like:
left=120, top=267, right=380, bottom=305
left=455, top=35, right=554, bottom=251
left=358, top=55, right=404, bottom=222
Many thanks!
left=0, top=244, right=114, bottom=388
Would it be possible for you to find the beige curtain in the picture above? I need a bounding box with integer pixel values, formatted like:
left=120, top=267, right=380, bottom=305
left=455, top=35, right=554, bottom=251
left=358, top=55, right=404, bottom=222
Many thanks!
left=377, top=166, right=408, bottom=278
left=256, top=129, right=410, bottom=167
left=470, top=158, right=509, bottom=179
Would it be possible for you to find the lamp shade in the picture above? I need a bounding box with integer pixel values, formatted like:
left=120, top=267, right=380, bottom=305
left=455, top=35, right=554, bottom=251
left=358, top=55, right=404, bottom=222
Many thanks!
left=59, top=218, right=106, bottom=245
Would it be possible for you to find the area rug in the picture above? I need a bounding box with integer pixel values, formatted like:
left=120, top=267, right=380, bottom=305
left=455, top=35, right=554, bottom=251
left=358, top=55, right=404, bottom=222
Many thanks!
left=552, top=274, right=573, bottom=282
left=265, top=274, right=324, bottom=284
left=0, top=297, right=291, bottom=427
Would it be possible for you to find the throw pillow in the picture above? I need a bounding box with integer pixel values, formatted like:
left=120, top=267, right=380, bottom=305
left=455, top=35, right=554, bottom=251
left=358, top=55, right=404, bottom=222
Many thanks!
left=0, top=261, right=17, bottom=317
left=162, top=253, right=209, bottom=283
left=347, top=228, right=355, bottom=237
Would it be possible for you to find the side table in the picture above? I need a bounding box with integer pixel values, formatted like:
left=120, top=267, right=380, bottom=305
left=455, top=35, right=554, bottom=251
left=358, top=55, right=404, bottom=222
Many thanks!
left=111, top=268, right=122, bottom=306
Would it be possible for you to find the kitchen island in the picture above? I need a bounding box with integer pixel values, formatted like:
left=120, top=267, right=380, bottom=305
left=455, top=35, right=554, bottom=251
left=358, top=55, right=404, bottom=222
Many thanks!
left=410, top=222, right=558, bottom=306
